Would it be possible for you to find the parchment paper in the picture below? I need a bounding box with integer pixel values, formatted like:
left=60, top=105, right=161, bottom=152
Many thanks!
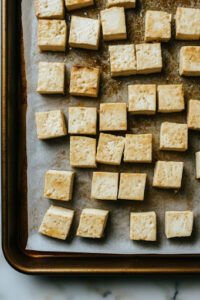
left=24, top=0, right=200, bottom=254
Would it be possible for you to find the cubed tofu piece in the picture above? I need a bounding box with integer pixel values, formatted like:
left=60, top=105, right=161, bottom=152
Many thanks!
left=100, top=7, right=127, bottom=41
left=107, top=0, right=136, bottom=8
left=65, top=0, right=93, bottom=11
left=160, top=122, right=188, bottom=152
left=91, top=172, right=119, bottom=200
left=153, top=161, right=184, bottom=189
left=130, top=212, right=157, bottom=241
left=187, top=100, right=200, bottom=130
left=69, top=66, right=100, bottom=98
left=118, top=173, right=147, bottom=201
left=157, top=85, right=185, bottom=113
left=38, top=20, right=67, bottom=51
left=68, top=107, right=97, bottom=135
left=128, top=84, right=156, bottom=115
left=37, top=62, right=65, bottom=94
left=44, top=170, right=75, bottom=201
left=96, top=133, right=125, bottom=165
left=35, top=110, right=67, bottom=139
left=124, top=134, right=152, bottom=163
left=196, top=151, right=200, bottom=179
left=108, top=44, right=137, bottom=76
left=39, top=205, right=74, bottom=240
left=165, top=211, right=194, bottom=238
left=99, top=103, right=127, bottom=131
left=176, top=7, right=200, bottom=40
left=179, top=46, right=200, bottom=76
left=70, top=136, right=96, bottom=168
left=77, top=208, right=109, bottom=238
left=145, top=10, right=172, bottom=42
left=35, top=0, right=65, bottom=19
left=136, top=43, right=162, bottom=74
left=69, top=16, right=100, bottom=50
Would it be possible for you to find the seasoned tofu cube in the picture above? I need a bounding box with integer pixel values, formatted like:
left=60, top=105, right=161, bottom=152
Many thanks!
left=136, top=43, right=162, bottom=74
left=179, top=46, right=200, bottom=76
left=68, top=107, right=97, bottom=135
left=128, top=84, right=156, bottom=115
left=70, top=136, right=96, bottom=168
left=35, top=0, right=65, bottom=19
left=69, top=66, right=100, bottom=98
left=37, top=62, right=65, bottom=94
left=157, top=85, right=185, bottom=113
left=44, top=170, right=75, bottom=201
left=130, top=212, right=157, bottom=241
left=100, top=7, right=127, bottom=41
left=160, top=122, right=188, bottom=152
left=96, top=133, right=125, bottom=165
left=65, top=0, right=93, bottom=11
left=153, top=161, right=183, bottom=189
left=118, top=173, right=147, bottom=201
left=187, top=100, right=200, bottom=130
left=77, top=208, right=109, bottom=238
left=69, top=16, right=100, bottom=50
left=176, top=7, right=200, bottom=40
left=35, top=110, right=67, bottom=139
left=145, top=10, right=172, bottom=42
left=165, top=211, right=194, bottom=238
left=124, top=134, right=152, bottom=163
left=107, top=0, right=136, bottom=8
left=39, top=205, right=74, bottom=240
left=91, top=172, right=119, bottom=200
left=99, top=103, right=127, bottom=131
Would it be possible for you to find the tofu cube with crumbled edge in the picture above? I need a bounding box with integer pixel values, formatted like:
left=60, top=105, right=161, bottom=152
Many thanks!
left=70, top=136, right=96, bottom=168
left=118, top=173, right=147, bottom=201
left=136, top=43, right=162, bottom=74
left=91, top=172, right=119, bottom=200
left=157, top=85, right=185, bottom=113
left=187, top=100, right=200, bottom=130
left=69, top=16, right=100, bottom=50
left=99, top=103, right=127, bottom=131
left=65, top=0, right=93, bottom=11
left=37, top=62, right=65, bottom=94
left=35, top=110, right=67, bottom=139
left=130, top=212, right=157, bottom=241
left=165, top=211, right=193, bottom=238
left=124, top=134, right=152, bottom=163
left=100, top=7, right=127, bottom=41
left=39, top=205, right=74, bottom=240
left=128, top=84, right=156, bottom=115
left=107, top=0, right=136, bottom=8
left=35, top=0, right=65, bottom=19
left=196, top=152, right=200, bottom=179
left=44, top=170, right=75, bottom=201
left=68, top=107, right=97, bottom=135
left=153, top=161, right=183, bottom=189
left=180, top=46, right=200, bottom=76
left=108, top=44, right=137, bottom=76
left=77, top=208, right=109, bottom=238
left=96, top=133, right=125, bottom=165
left=176, top=7, right=200, bottom=40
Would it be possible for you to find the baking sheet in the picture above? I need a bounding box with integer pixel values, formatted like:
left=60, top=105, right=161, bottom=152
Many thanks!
left=23, top=0, right=200, bottom=254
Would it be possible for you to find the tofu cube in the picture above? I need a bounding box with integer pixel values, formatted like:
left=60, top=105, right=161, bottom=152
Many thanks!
left=69, top=16, right=100, bottom=50
left=128, top=84, right=156, bottom=115
left=99, top=103, right=127, bottom=131
left=176, top=7, right=200, bottom=40
left=37, top=62, right=65, bottom=94
left=136, top=43, right=162, bottom=74
left=100, top=7, right=127, bottom=41
left=35, top=110, right=67, bottom=139
left=65, top=0, right=93, bottom=11
left=153, top=161, right=184, bottom=189
left=187, top=100, right=200, bottom=130
left=107, top=0, right=136, bottom=8
left=69, top=66, right=100, bottom=98
left=130, top=212, right=157, bottom=241
left=160, top=122, right=188, bottom=152
left=124, top=134, right=152, bottom=163
left=44, top=170, right=75, bottom=201
left=145, top=10, right=172, bottom=42
left=118, top=173, right=147, bottom=201
left=68, top=107, right=97, bottom=135
left=91, top=172, right=119, bottom=200
left=96, top=133, right=125, bottom=165
left=157, top=85, right=185, bottom=113
left=39, top=205, right=74, bottom=240
left=35, top=0, right=65, bottom=19
left=196, top=151, right=200, bottom=179
left=70, top=136, right=96, bottom=168
left=179, top=46, right=200, bottom=76
left=108, top=44, right=137, bottom=76
left=165, top=211, right=194, bottom=238
left=77, top=208, right=109, bottom=238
